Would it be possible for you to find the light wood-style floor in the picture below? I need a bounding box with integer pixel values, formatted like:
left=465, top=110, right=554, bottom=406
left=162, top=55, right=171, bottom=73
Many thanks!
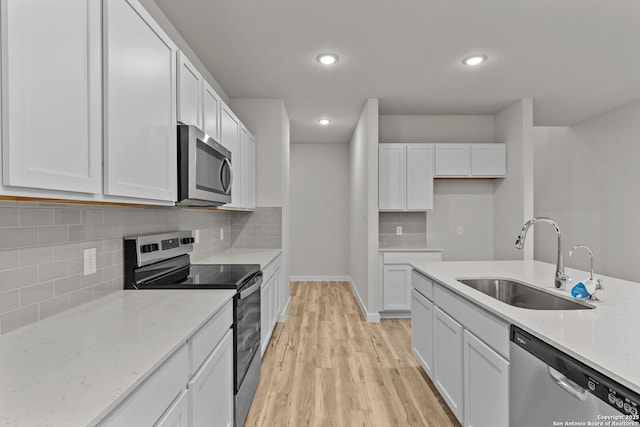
left=245, top=281, right=459, bottom=427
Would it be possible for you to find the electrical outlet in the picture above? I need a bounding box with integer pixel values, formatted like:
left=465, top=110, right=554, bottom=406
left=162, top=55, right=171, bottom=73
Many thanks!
left=220, top=228, right=224, bottom=241
left=83, top=248, right=96, bottom=276
left=194, top=229, right=200, bottom=244
left=457, top=226, right=464, bottom=236
left=396, top=226, right=403, bottom=236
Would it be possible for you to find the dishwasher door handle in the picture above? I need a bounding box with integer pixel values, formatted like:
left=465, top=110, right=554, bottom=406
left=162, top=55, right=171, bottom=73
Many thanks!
left=548, top=366, right=589, bottom=401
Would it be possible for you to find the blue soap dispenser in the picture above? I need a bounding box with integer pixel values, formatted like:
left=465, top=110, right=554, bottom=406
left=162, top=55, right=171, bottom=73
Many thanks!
left=568, top=245, right=603, bottom=300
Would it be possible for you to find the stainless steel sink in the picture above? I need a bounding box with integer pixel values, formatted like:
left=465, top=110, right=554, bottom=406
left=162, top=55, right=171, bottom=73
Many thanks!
left=456, top=278, right=594, bottom=310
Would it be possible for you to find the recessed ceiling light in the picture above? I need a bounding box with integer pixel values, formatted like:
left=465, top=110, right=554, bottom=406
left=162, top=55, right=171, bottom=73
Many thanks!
left=463, top=54, right=487, bottom=66
left=317, top=53, right=339, bottom=65
left=318, top=119, right=331, bottom=126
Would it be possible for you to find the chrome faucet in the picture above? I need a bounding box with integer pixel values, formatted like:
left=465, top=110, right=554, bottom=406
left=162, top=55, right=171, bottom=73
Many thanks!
left=515, top=217, right=571, bottom=290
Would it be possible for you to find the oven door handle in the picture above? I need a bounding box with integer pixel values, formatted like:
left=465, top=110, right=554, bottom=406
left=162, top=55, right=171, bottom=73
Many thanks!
left=239, top=280, right=262, bottom=299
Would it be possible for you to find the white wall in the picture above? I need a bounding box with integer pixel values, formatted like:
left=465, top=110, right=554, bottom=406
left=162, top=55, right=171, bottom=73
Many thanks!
left=349, top=99, right=379, bottom=320
left=290, top=144, right=349, bottom=277
left=379, top=115, right=495, bottom=144
left=534, top=100, right=640, bottom=282
left=230, top=99, right=291, bottom=317
left=138, top=0, right=229, bottom=103
left=379, top=115, right=496, bottom=260
left=427, top=181, right=495, bottom=260
left=493, top=100, right=534, bottom=260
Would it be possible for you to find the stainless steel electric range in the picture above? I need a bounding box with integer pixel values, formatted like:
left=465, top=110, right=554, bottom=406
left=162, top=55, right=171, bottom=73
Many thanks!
left=123, top=231, right=262, bottom=427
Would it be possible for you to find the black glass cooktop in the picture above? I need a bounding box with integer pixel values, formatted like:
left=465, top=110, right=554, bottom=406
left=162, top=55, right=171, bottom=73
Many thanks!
left=145, top=264, right=260, bottom=289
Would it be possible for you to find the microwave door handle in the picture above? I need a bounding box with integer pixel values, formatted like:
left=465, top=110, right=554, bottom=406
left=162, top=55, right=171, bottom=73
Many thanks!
left=221, top=157, right=233, bottom=195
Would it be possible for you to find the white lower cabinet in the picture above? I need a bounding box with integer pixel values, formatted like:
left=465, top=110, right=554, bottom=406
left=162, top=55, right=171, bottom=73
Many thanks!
left=189, top=330, right=234, bottom=427
left=154, top=389, right=189, bottom=427
left=99, top=302, right=233, bottom=427
left=261, top=255, right=282, bottom=357
left=411, top=271, right=510, bottom=427
left=411, top=289, right=434, bottom=378
left=434, top=307, right=464, bottom=423
left=383, top=265, right=412, bottom=311
left=463, top=330, right=509, bottom=427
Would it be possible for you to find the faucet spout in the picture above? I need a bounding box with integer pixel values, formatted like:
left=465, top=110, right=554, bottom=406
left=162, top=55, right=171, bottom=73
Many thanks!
left=514, top=217, right=570, bottom=290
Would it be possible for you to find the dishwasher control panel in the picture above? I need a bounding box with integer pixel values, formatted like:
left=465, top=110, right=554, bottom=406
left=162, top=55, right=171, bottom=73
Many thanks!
left=511, top=326, right=640, bottom=420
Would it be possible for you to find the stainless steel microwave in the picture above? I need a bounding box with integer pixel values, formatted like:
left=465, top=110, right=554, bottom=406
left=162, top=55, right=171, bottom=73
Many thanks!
left=176, top=125, right=232, bottom=207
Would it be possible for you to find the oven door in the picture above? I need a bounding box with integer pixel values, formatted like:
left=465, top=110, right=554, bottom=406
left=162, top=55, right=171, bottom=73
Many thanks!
left=177, top=124, right=232, bottom=206
left=235, top=273, right=262, bottom=392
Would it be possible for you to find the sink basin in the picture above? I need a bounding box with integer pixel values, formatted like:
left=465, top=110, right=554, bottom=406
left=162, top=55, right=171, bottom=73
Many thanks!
left=456, top=278, right=594, bottom=310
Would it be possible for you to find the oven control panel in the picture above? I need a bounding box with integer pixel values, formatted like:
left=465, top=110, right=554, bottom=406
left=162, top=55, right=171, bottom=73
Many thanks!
left=125, top=231, right=195, bottom=267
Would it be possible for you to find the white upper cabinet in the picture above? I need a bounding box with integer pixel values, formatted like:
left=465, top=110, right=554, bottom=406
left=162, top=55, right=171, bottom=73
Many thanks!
left=202, top=81, right=221, bottom=141
left=379, top=144, right=433, bottom=211
left=435, top=144, right=471, bottom=177
left=1, top=0, right=102, bottom=194
left=471, top=144, right=506, bottom=177
left=240, top=126, right=256, bottom=211
left=406, top=144, right=434, bottom=210
left=176, top=51, right=203, bottom=129
left=379, top=144, right=406, bottom=210
left=220, top=102, right=242, bottom=208
left=103, top=0, right=177, bottom=203
left=435, top=143, right=506, bottom=178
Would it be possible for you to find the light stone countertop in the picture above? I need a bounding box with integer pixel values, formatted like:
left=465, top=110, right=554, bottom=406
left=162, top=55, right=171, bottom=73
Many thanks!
left=193, top=248, right=282, bottom=269
left=0, top=289, right=235, bottom=427
left=410, top=260, right=640, bottom=394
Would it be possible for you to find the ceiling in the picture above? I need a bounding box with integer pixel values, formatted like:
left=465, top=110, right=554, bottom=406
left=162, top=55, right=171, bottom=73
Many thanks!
left=153, top=0, right=640, bottom=144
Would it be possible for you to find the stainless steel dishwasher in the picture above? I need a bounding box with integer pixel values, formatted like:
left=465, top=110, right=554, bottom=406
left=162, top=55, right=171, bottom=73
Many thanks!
left=510, top=326, right=640, bottom=427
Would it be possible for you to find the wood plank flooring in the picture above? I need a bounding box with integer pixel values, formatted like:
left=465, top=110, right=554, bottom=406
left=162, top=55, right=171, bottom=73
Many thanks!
left=245, top=281, right=459, bottom=427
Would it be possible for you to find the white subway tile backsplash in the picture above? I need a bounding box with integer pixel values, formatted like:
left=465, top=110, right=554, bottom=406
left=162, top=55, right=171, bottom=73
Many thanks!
left=0, top=266, right=38, bottom=293
left=0, top=290, right=19, bottom=315
left=20, top=282, right=54, bottom=307
left=0, top=207, right=19, bottom=227
left=38, top=226, right=69, bottom=245
left=19, top=208, right=54, bottom=226
left=0, top=304, right=38, bottom=334
left=54, top=208, right=82, bottom=225
left=0, top=228, right=38, bottom=249
left=19, top=246, right=53, bottom=267
left=0, top=200, right=274, bottom=333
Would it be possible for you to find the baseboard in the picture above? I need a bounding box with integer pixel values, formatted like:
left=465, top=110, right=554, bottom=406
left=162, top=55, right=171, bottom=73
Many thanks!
left=380, top=311, right=411, bottom=319
left=348, top=277, right=380, bottom=323
left=278, top=295, right=291, bottom=322
left=289, top=275, right=351, bottom=282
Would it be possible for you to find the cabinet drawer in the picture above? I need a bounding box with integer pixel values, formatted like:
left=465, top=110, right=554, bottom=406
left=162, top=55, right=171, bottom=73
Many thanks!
left=411, top=270, right=434, bottom=301
left=100, top=344, right=188, bottom=427
left=382, top=251, right=442, bottom=264
left=434, top=283, right=509, bottom=359
left=189, top=301, right=233, bottom=376
left=262, top=254, right=282, bottom=282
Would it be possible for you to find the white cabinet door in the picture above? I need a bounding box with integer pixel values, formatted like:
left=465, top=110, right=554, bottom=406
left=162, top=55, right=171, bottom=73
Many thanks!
left=202, top=81, right=221, bottom=141
left=406, top=144, right=434, bottom=211
left=220, top=103, right=240, bottom=208
left=154, top=390, right=189, bottom=427
left=271, top=268, right=280, bottom=329
left=260, top=274, right=273, bottom=357
left=176, top=51, right=202, bottom=129
left=435, top=144, right=471, bottom=177
left=463, top=330, right=509, bottom=427
left=434, top=307, right=464, bottom=423
left=1, top=0, right=101, bottom=194
left=238, top=126, right=250, bottom=209
left=471, top=144, right=506, bottom=177
left=378, top=144, right=406, bottom=210
left=411, top=289, right=434, bottom=379
left=246, top=133, right=257, bottom=210
left=188, top=330, right=234, bottom=427
left=382, top=265, right=411, bottom=311
left=104, top=0, right=177, bottom=202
